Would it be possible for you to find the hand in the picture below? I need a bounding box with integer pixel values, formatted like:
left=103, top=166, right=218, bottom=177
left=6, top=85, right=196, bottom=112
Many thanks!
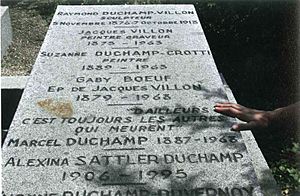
left=214, top=102, right=272, bottom=131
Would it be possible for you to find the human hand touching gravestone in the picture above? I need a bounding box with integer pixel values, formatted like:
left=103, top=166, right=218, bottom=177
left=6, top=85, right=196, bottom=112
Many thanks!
left=2, top=5, right=280, bottom=196
left=214, top=102, right=300, bottom=131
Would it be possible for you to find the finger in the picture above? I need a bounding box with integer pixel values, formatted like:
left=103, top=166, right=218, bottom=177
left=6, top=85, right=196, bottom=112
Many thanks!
left=214, top=102, right=232, bottom=107
left=231, top=121, right=258, bottom=131
left=214, top=103, right=242, bottom=110
left=215, top=102, right=232, bottom=106
left=214, top=107, right=242, bottom=118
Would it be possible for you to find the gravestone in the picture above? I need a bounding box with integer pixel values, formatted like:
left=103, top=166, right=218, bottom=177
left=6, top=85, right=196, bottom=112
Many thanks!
left=2, top=5, right=279, bottom=196
left=1, top=6, right=13, bottom=58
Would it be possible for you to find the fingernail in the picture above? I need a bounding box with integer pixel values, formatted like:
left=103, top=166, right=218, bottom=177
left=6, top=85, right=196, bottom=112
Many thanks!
left=232, top=124, right=238, bottom=130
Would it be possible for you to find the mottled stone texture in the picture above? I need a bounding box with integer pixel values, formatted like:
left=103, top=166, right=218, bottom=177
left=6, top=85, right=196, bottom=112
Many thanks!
left=1, top=6, right=12, bottom=58
left=2, top=5, right=278, bottom=196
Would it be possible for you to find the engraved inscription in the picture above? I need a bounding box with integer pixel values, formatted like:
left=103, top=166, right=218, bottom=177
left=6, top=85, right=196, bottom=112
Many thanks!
left=2, top=5, right=262, bottom=195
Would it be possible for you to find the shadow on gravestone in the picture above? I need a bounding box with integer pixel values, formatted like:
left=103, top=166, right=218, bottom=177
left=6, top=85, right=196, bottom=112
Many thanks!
left=82, top=161, right=215, bottom=192
left=201, top=87, right=228, bottom=100
left=128, top=103, right=233, bottom=135
left=80, top=159, right=264, bottom=194
left=2, top=4, right=279, bottom=195
left=122, top=101, right=276, bottom=194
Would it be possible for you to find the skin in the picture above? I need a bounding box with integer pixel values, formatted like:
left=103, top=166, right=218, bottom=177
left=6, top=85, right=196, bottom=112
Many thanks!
left=214, top=102, right=300, bottom=131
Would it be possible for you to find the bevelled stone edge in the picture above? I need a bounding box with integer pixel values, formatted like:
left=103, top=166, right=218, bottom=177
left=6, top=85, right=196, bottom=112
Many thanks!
left=1, top=76, right=28, bottom=89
